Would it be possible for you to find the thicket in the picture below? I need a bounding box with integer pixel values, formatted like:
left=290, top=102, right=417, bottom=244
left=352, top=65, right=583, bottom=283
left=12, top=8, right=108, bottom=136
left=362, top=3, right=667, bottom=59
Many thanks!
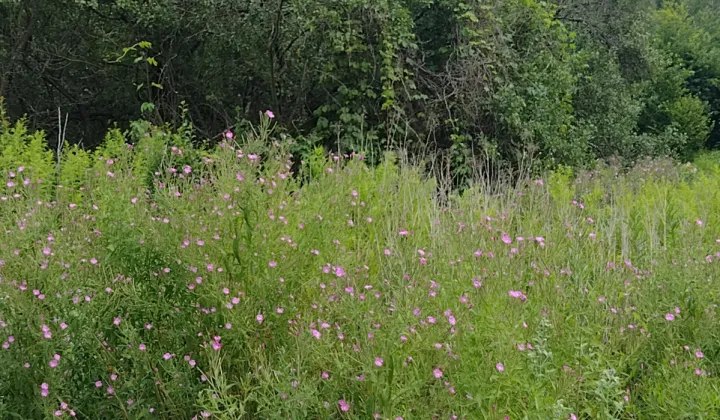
left=2, top=0, right=720, bottom=179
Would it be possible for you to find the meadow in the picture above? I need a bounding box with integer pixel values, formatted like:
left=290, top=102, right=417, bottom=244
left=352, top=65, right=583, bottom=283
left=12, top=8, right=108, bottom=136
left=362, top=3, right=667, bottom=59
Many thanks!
left=2, top=116, right=720, bottom=419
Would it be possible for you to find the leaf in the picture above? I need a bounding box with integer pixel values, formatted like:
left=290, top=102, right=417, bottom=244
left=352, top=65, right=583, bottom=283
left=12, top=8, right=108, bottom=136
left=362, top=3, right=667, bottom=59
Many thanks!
left=460, top=11, right=479, bottom=23
left=140, top=102, right=155, bottom=113
left=151, top=82, right=164, bottom=90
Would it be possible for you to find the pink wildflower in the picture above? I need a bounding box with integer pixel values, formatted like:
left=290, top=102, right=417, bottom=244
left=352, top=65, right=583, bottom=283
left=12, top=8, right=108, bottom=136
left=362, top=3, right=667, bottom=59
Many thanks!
left=338, top=399, right=350, bottom=412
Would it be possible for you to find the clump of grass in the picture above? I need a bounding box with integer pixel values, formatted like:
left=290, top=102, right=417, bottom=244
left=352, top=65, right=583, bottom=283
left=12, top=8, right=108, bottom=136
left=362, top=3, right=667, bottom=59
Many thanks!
left=1, top=116, right=720, bottom=419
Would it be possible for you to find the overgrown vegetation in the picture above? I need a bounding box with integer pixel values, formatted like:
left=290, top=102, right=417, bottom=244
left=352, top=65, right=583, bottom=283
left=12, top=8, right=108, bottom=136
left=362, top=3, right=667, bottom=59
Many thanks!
left=2, top=0, right=720, bottom=178
left=2, top=113, right=720, bottom=418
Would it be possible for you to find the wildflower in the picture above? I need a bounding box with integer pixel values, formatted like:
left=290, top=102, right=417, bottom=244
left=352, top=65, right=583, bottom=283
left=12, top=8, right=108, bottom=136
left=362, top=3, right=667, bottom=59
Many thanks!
left=338, top=399, right=350, bottom=412
left=311, top=329, right=321, bottom=339
left=163, top=353, right=172, bottom=360
left=665, top=313, right=675, bottom=322
left=256, top=314, right=264, bottom=324
left=501, top=232, right=512, bottom=244
left=49, top=354, right=61, bottom=368
left=696, top=351, right=704, bottom=359
left=375, top=357, right=384, bottom=367
left=433, top=368, right=443, bottom=379
left=265, top=110, right=275, bottom=119
left=508, top=290, right=527, bottom=302
left=496, top=362, right=505, bottom=372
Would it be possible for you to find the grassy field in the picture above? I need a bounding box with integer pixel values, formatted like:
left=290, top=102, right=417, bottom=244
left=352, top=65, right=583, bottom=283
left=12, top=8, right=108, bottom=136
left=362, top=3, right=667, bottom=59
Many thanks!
left=2, top=119, right=720, bottom=419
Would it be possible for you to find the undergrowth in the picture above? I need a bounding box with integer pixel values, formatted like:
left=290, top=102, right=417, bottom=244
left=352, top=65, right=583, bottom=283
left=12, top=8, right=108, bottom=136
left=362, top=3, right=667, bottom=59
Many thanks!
left=1, top=116, right=720, bottom=419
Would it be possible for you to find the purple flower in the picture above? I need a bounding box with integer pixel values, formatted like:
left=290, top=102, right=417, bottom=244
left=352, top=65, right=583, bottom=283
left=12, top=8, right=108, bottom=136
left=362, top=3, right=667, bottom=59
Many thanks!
left=338, top=399, right=350, bottom=412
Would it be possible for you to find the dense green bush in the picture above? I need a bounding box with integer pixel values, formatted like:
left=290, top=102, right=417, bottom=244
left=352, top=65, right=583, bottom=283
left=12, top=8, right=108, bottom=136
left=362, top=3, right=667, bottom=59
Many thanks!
left=2, top=0, right=720, bottom=173
left=2, top=116, right=720, bottom=418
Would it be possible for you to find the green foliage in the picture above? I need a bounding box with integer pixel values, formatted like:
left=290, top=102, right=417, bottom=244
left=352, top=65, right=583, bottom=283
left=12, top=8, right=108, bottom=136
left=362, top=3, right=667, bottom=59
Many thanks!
left=2, top=0, right=720, bottom=176
left=58, top=146, right=91, bottom=190
left=0, top=119, right=55, bottom=199
left=666, top=94, right=713, bottom=157
left=573, top=47, right=643, bottom=159
left=1, top=123, right=720, bottom=418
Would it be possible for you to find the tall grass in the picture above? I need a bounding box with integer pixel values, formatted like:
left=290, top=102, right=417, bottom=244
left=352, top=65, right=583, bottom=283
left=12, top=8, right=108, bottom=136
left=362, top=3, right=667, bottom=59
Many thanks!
left=1, top=116, right=720, bottom=419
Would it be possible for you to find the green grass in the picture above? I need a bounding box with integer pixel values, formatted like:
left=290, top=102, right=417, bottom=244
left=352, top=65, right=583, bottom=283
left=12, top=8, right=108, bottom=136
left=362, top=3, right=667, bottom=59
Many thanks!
left=2, top=118, right=720, bottom=419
